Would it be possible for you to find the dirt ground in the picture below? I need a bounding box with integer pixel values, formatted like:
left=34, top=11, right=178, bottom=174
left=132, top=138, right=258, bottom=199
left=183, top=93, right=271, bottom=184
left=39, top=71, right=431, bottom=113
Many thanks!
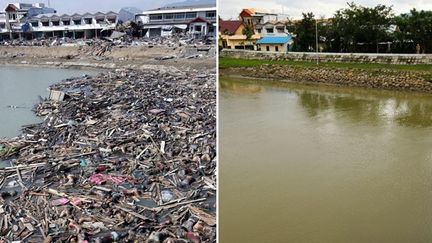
left=0, top=46, right=216, bottom=71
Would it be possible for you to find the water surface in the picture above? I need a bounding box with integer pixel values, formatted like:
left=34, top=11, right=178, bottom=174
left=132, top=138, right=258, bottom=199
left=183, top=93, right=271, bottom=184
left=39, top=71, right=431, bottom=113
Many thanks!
left=220, top=77, right=432, bottom=243
left=0, top=66, right=98, bottom=138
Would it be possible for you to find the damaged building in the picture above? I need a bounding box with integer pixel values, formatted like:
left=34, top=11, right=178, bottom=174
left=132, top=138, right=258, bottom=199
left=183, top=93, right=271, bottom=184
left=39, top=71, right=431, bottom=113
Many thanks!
left=136, top=4, right=216, bottom=38
left=0, top=2, right=118, bottom=40
left=25, top=12, right=118, bottom=39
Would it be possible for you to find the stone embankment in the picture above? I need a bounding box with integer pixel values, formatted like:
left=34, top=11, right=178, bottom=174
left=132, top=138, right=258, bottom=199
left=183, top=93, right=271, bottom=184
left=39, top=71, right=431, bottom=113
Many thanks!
left=223, top=64, right=432, bottom=93
left=221, top=49, right=432, bottom=65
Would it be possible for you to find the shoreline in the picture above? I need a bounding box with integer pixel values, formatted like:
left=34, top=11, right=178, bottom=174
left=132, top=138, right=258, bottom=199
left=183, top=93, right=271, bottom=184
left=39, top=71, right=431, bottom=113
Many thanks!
left=219, top=57, right=432, bottom=94
left=0, top=47, right=216, bottom=242
left=0, top=45, right=216, bottom=72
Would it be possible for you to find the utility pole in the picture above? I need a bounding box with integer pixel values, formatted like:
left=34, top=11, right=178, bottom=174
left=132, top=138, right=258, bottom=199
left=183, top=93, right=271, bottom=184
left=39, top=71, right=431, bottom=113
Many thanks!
left=315, top=18, right=319, bottom=65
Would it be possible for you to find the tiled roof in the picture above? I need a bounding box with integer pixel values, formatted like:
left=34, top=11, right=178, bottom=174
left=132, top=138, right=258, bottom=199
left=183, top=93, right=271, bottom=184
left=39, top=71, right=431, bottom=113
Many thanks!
left=219, top=20, right=242, bottom=34
left=189, top=16, right=210, bottom=23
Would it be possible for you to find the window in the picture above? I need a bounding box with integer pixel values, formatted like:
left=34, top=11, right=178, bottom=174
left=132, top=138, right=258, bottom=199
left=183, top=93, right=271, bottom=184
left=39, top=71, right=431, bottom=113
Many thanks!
left=208, top=25, right=215, bottom=33
left=73, top=19, right=81, bottom=25
left=257, top=29, right=261, bottom=33
left=275, top=46, right=279, bottom=52
left=206, top=11, right=216, bottom=19
left=42, top=21, right=49, bottom=26
left=149, top=14, right=163, bottom=21
left=52, top=21, right=60, bottom=26
left=195, top=25, right=202, bottom=32
left=84, top=18, right=92, bottom=24
left=266, top=28, right=274, bottom=33
left=175, top=13, right=185, bottom=19
left=266, top=46, right=270, bottom=51
left=63, top=20, right=70, bottom=26
left=276, top=27, right=284, bottom=33
left=107, top=17, right=116, bottom=23
left=164, top=14, right=174, bottom=20
left=96, top=17, right=105, bottom=24
left=186, top=12, right=197, bottom=19
left=31, top=21, right=38, bottom=27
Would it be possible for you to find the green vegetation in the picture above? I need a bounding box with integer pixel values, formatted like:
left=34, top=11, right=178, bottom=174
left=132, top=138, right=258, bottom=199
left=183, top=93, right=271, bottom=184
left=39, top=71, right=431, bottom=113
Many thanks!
left=289, top=2, right=432, bottom=53
left=219, top=57, right=432, bottom=74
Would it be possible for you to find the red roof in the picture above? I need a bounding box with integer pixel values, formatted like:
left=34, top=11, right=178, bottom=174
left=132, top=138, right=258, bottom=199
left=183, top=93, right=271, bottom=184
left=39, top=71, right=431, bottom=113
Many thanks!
left=219, top=20, right=243, bottom=35
left=189, top=17, right=210, bottom=24
left=5, top=4, right=19, bottom=12
left=240, top=9, right=254, bottom=18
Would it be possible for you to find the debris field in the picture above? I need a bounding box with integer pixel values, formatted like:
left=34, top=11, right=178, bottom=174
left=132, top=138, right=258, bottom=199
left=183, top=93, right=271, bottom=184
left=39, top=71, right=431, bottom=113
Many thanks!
left=0, top=68, right=216, bottom=243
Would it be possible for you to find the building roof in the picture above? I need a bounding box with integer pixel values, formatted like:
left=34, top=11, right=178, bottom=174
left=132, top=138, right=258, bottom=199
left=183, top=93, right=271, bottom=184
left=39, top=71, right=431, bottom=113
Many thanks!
left=147, top=4, right=215, bottom=12
left=240, top=8, right=277, bottom=18
left=30, top=11, right=118, bottom=20
left=189, top=16, right=210, bottom=24
left=240, top=8, right=254, bottom=18
left=257, top=36, right=292, bottom=44
left=219, top=20, right=242, bottom=34
left=5, top=4, right=19, bottom=12
left=142, top=4, right=215, bottom=15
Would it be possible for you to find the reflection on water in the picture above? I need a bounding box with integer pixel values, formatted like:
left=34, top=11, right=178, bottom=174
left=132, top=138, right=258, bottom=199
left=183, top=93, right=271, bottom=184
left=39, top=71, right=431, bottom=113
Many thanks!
left=297, top=89, right=432, bottom=128
left=220, top=77, right=432, bottom=243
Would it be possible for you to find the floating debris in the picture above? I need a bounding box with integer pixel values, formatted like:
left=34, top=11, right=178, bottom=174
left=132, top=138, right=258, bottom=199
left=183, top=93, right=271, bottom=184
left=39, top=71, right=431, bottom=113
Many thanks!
left=0, top=68, right=216, bottom=242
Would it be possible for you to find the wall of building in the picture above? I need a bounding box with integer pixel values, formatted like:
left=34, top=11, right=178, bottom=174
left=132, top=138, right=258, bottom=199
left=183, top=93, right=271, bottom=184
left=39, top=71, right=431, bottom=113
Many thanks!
left=257, top=44, right=286, bottom=53
left=220, top=49, right=432, bottom=64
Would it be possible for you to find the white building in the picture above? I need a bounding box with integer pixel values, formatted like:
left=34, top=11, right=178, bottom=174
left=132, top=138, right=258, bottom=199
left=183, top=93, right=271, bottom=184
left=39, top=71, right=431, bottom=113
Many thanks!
left=26, top=12, right=118, bottom=39
left=0, top=3, right=118, bottom=40
left=136, top=4, right=216, bottom=38
left=255, top=20, right=290, bottom=36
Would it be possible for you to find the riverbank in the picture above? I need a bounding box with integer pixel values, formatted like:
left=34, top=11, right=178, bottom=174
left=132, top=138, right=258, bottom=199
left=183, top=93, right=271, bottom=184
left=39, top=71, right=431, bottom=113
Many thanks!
left=220, top=57, right=432, bottom=93
left=0, top=45, right=216, bottom=71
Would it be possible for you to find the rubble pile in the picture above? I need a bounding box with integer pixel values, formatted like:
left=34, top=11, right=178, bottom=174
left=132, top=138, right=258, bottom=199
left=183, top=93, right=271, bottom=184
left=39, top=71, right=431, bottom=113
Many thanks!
left=0, top=34, right=215, bottom=48
left=0, top=68, right=216, bottom=242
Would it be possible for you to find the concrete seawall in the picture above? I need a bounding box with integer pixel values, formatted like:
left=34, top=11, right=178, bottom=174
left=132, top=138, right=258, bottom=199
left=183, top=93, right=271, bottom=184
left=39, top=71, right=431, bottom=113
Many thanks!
left=221, top=49, right=432, bottom=65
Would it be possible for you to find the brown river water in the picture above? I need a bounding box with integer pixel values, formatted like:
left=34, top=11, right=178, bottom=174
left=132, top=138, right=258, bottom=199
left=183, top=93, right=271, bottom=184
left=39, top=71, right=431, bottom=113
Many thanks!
left=219, top=76, right=432, bottom=243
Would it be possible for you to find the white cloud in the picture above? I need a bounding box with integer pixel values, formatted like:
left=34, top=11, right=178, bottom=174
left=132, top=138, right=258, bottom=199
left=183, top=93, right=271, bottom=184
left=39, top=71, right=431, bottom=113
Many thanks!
left=219, top=0, right=432, bottom=19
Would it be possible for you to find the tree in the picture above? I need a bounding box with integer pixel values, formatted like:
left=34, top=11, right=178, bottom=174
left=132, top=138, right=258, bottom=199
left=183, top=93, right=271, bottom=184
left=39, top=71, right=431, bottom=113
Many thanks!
left=293, top=12, right=316, bottom=52
left=327, top=3, right=393, bottom=52
left=394, top=9, right=432, bottom=53
left=242, top=24, right=255, bottom=50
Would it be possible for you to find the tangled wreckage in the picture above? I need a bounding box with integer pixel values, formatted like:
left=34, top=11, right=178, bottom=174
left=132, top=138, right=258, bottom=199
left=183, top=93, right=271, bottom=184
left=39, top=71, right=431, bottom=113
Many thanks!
left=0, top=68, right=216, bottom=242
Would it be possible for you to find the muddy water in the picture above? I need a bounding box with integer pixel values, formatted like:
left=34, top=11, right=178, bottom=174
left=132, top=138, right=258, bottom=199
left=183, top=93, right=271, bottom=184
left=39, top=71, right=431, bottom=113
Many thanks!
left=0, top=66, right=98, bottom=138
left=220, top=77, right=432, bottom=243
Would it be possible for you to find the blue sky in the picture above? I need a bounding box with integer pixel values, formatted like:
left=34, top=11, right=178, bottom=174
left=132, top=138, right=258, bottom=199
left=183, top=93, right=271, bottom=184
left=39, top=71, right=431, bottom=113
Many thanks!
left=220, top=0, right=432, bottom=19
left=0, top=0, right=185, bottom=13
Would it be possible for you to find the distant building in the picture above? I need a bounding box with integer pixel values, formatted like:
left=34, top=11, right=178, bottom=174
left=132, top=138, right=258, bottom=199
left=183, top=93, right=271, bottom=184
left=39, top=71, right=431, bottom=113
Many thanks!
left=0, top=2, right=118, bottom=40
left=1, top=3, right=55, bottom=39
left=239, top=8, right=278, bottom=28
left=219, top=20, right=260, bottom=50
left=218, top=8, right=293, bottom=52
left=256, top=36, right=293, bottom=52
left=136, top=4, right=216, bottom=38
left=25, top=12, right=118, bottom=39
left=118, top=7, right=142, bottom=23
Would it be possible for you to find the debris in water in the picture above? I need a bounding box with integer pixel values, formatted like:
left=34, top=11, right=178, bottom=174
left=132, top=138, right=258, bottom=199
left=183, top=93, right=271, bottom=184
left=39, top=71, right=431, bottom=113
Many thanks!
left=0, top=68, right=216, bottom=242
